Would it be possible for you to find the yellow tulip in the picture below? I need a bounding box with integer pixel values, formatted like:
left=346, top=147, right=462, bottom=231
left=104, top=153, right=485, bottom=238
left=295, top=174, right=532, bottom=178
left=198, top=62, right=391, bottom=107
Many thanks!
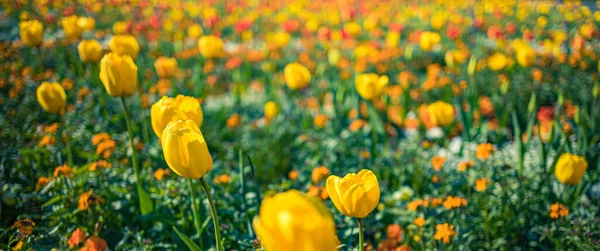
left=555, top=153, right=588, bottom=185
left=78, top=17, right=95, bottom=31
left=112, top=21, right=128, bottom=35
left=188, top=24, right=204, bottom=39
left=284, top=62, right=311, bottom=90
left=99, top=53, right=138, bottom=97
left=386, top=32, right=400, bottom=48
left=487, top=52, right=507, bottom=71
left=253, top=190, right=338, bottom=251
left=430, top=13, right=447, bottom=30
left=272, top=32, right=291, bottom=49
left=516, top=47, right=536, bottom=67
left=151, top=95, right=203, bottom=140
left=427, top=101, right=455, bottom=127
left=36, top=82, right=67, bottom=114
left=162, top=120, right=213, bottom=179
left=19, top=20, right=43, bottom=47
left=61, top=15, right=84, bottom=39
left=419, top=31, right=441, bottom=52
left=355, top=73, right=388, bottom=101
left=109, top=35, right=140, bottom=58
left=264, top=101, right=280, bottom=121
left=326, top=169, right=380, bottom=218
left=344, top=22, right=361, bottom=38
left=198, top=35, right=224, bottom=59
left=78, top=39, right=103, bottom=63
left=154, top=57, right=178, bottom=78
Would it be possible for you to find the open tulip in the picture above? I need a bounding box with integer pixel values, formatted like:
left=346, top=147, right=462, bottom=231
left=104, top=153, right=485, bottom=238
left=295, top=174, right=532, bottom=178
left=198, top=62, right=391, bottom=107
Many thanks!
left=555, top=153, right=587, bottom=185
left=154, top=57, right=178, bottom=78
left=516, top=46, right=536, bottom=67
left=151, top=95, right=203, bottom=140
left=264, top=101, right=280, bottom=121
left=253, top=190, right=338, bottom=251
left=326, top=169, right=380, bottom=218
left=355, top=73, right=389, bottom=101
left=419, top=31, right=440, bottom=52
left=284, top=62, right=311, bottom=90
left=19, top=20, right=43, bottom=47
left=99, top=53, right=138, bottom=97
left=36, top=82, right=67, bottom=113
left=61, top=15, right=84, bottom=39
left=198, top=35, right=224, bottom=59
left=162, top=120, right=212, bottom=179
left=487, top=52, right=507, bottom=71
left=427, top=101, right=455, bottom=127
left=78, top=39, right=103, bottom=63
left=109, top=35, right=140, bottom=58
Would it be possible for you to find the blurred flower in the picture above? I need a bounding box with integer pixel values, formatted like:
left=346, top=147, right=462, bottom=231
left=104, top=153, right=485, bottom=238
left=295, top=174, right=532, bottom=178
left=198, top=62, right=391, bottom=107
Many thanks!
left=555, top=153, right=588, bottom=185
left=151, top=95, right=203, bottom=140
left=109, top=35, right=139, bottom=58
left=392, top=186, right=414, bottom=201
left=19, top=20, right=43, bottom=47
left=162, top=120, right=213, bottom=179
left=355, top=73, right=388, bottom=101
left=549, top=202, right=569, bottom=219
left=99, top=53, right=138, bottom=97
left=475, top=178, right=490, bottom=192
left=61, top=15, right=84, bottom=39
left=312, top=166, right=331, bottom=183
left=427, top=101, right=454, bottom=127
left=414, top=217, right=425, bottom=227
left=326, top=169, right=380, bottom=218
left=188, top=24, right=204, bottom=38
left=11, top=219, right=35, bottom=237
left=264, top=101, right=280, bottom=121
left=81, top=236, right=108, bottom=251
left=227, top=113, right=242, bottom=128
left=36, top=82, right=67, bottom=114
left=154, top=57, right=178, bottom=78
left=89, top=160, right=111, bottom=171
left=349, top=119, right=367, bottom=132
left=78, top=39, right=103, bottom=63
left=78, top=189, right=104, bottom=211
left=434, top=223, right=456, bottom=244
left=68, top=228, right=86, bottom=247
left=288, top=170, right=299, bottom=180
left=386, top=224, right=403, bottom=242
left=314, top=114, right=328, bottom=128
left=112, top=21, right=128, bottom=35
left=154, top=168, right=171, bottom=180
left=270, top=31, right=291, bottom=49
left=476, top=143, right=494, bottom=160
left=214, top=174, right=231, bottom=184
left=343, top=22, right=361, bottom=38
left=253, top=190, right=338, bottom=251
left=487, top=52, right=507, bottom=71
left=516, top=46, right=536, bottom=67
left=431, top=156, right=446, bottom=171
left=198, top=35, right=224, bottom=59
left=35, top=177, right=51, bottom=191
left=284, top=62, right=311, bottom=90
left=53, top=164, right=73, bottom=178
left=457, top=160, right=474, bottom=171
left=419, top=31, right=440, bottom=52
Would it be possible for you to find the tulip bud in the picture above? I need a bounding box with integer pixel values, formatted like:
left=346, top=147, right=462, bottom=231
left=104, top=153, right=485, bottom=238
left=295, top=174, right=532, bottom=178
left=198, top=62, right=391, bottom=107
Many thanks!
left=594, top=83, right=599, bottom=98
left=253, top=190, right=338, bottom=251
left=19, top=20, right=44, bottom=47
left=109, top=35, right=140, bottom=58
left=355, top=73, right=389, bottom=101
left=326, top=169, right=380, bottom=218
left=558, top=93, right=564, bottom=106
left=151, top=95, right=203, bottom=140
left=36, top=82, right=67, bottom=113
left=467, top=56, right=477, bottom=77
left=427, top=101, right=455, bottom=127
left=99, top=53, right=138, bottom=97
left=264, top=101, right=280, bottom=121
left=78, top=39, right=103, bottom=63
left=198, top=35, right=225, bottom=59
left=574, top=106, right=581, bottom=125
left=404, top=45, right=414, bottom=61
left=527, top=93, right=536, bottom=113
left=555, top=153, right=588, bottom=185
left=154, top=57, right=178, bottom=78
left=328, top=48, right=341, bottom=66
left=162, top=120, right=212, bottom=179
left=284, top=62, right=311, bottom=90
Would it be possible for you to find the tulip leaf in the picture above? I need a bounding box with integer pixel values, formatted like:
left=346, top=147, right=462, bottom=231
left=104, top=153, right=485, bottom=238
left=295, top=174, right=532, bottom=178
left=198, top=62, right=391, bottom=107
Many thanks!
left=173, top=226, right=203, bottom=251
left=139, top=188, right=154, bottom=215
left=368, top=104, right=385, bottom=134
left=42, top=195, right=64, bottom=208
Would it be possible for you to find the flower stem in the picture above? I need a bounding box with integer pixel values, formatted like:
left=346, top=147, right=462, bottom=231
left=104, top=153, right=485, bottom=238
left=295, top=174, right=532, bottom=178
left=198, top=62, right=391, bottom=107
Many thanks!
left=60, top=113, right=73, bottom=166
left=199, top=177, right=224, bottom=251
left=187, top=178, right=204, bottom=244
left=120, top=97, right=144, bottom=215
left=357, top=218, right=365, bottom=251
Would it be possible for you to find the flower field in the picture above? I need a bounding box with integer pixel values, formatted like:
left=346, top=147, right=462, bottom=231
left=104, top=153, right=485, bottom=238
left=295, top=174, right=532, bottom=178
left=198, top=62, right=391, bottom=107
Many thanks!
left=2, top=0, right=600, bottom=250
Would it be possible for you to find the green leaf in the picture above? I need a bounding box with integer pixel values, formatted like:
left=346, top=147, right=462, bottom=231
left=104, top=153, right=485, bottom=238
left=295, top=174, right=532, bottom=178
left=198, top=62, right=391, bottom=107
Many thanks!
left=368, top=104, right=385, bottom=134
left=42, top=195, right=64, bottom=208
left=173, top=227, right=202, bottom=251
left=139, top=188, right=154, bottom=215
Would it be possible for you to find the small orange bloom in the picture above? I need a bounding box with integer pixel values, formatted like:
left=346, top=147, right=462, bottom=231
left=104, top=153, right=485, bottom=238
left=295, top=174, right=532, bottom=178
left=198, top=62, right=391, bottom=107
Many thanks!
left=54, top=164, right=73, bottom=178
left=68, top=228, right=86, bottom=247
left=476, top=143, right=494, bottom=160
left=288, top=170, right=299, bottom=180
left=311, top=166, right=330, bottom=183
left=227, top=113, right=242, bottom=128
left=457, top=160, right=474, bottom=171
left=154, top=168, right=171, bottom=180
left=431, top=156, right=446, bottom=171
left=413, top=217, right=426, bottom=227
left=314, top=114, right=328, bottom=128
left=475, top=178, right=490, bottom=192
left=81, top=236, right=108, bottom=251
left=78, top=190, right=104, bottom=211
left=386, top=224, right=403, bottom=242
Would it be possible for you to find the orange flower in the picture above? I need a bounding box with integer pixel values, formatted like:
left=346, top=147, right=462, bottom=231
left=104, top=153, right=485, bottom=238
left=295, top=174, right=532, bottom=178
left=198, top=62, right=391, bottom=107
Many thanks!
left=11, top=219, right=35, bottom=236
left=78, top=190, right=104, bottom=211
left=227, top=113, right=242, bottom=128
left=549, top=203, right=569, bottom=219
left=54, top=164, right=73, bottom=178
left=80, top=236, right=108, bottom=251
left=89, top=160, right=111, bottom=171
left=214, top=174, right=231, bottom=184
left=431, top=156, right=446, bottom=171
left=288, top=170, right=299, bottom=180
left=68, top=228, right=86, bottom=247
left=457, top=160, right=474, bottom=172
left=413, top=217, right=426, bottom=227
left=476, top=143, right=494, bottom=160
left=349, top=119, right=367, bottom=132
left=434, top=223, right=456, bottom=244
left=475, top=178, right=490, bottom=192
left=39, top=135, right=56, bottom=147
left=314, top=114, right=328, bottom=128
left=35, top=177, right=51, bottom=191
left=386, top=224, right=403, bottom=242
left=311, top=166, right=331, bottom=183
left=307, top=185, right=329, bottom=200
left=154, top=168, right=171, bottom=180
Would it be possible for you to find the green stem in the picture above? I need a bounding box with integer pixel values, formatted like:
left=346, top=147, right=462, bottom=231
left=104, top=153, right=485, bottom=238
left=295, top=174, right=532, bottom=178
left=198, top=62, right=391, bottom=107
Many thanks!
left=200, top=177, right=224, bottom=251
left=357, top=218, right=365, bottom=251
left=187, top=178, right=203, bottom=243
left=60, top=113, right=73, bottom=166
left=120, top=97, right=144, bottom=214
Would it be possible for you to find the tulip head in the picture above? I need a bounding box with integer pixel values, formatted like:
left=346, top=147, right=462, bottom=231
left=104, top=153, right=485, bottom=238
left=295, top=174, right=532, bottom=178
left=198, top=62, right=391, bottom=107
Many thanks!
left=36, top=82, right=67, bottom=114
left=355, top=73, right=389, bottom=101
left=109, top=35, right=140, bottom=58
left=284, top=62, right=311, bottom=90
left=151, top=95, right=203, bottom=141
left=99, top=53, right=138, bottom=97
left=154, top=57, right=178, bottom=78
left=198, top=35, right=225, bottom=59
left=162, top=120, right=212, bottom=179
left=19, top=20, right=43, bottom=47
left=188, top=24, right=204, bottom=39
left=326, top=169, right=380, bottom=218
left=419, top=31, right=441, bottom=52
left=427, top=101, right=455, bottom=127
left=487, top=52, right=507, bottom=71
left=555, top=153, right=588, bottom=185
left=78, top=39, right=103, bottom=63
left=61, top=15, right=84, bottom=39
left=253, top=190, right=338, bottom=251
left=264, top=101, right=280, bottom=121
left=516, top=47, right=536, bottom=67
